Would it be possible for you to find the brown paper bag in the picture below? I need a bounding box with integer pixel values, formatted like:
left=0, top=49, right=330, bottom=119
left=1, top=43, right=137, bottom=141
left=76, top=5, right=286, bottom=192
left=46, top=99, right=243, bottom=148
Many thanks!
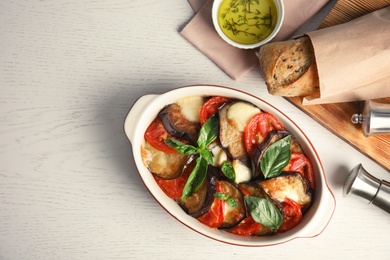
left=303, top=6, right=390, bottom=105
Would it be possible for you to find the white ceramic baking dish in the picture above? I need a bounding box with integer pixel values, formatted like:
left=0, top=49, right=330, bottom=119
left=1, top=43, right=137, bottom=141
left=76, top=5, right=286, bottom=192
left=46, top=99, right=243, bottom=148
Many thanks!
left=124, top=85, right=335, bottom=247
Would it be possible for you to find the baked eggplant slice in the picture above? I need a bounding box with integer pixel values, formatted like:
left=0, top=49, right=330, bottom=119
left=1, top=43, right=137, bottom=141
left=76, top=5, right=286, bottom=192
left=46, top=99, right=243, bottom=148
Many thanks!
left=175, top=167, right=217, bottom=218
left=259, top=172, right=313, bottom=212
left=159, top=103, right=201, bottom=144
left=217, top=178, right=246, bottom=229
left=236, top=182, right=278, bottom=236
left=239, top=182, right=264, bottom=197
left=251, top=130, right=303, bottom=180
left=219, top=101, right=261, bottom=163
left=141, top=140, right=191, bottom=179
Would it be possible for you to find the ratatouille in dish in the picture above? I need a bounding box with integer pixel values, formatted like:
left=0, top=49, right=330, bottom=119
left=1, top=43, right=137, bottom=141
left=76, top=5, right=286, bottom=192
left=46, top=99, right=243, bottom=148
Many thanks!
left=141, top=96, right=315, bottom=236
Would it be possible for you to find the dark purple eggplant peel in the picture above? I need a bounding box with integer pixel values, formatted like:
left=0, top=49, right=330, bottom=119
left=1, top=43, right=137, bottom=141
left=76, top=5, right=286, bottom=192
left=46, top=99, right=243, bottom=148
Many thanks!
left=159, top=104, right=201, bottom=144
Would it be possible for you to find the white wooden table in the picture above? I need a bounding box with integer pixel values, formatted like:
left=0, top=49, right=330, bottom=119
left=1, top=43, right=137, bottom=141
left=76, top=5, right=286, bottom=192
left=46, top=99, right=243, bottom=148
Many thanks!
left=1, top=1, right=389, bottom=259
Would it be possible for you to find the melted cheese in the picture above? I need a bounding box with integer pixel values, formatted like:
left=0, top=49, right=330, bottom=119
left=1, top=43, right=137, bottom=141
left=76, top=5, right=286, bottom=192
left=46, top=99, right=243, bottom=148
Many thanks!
left=176, top=96, right=204, bottom=123
left=261, top=175, right=311, bottom=207
left=208, top=143, right=228, bottom=167
left=223, top=201, right=235, bottom=217
left=232, top=159, right=252, bottom=183
left=227, top=102, right=261, bottom=132
left=141, top=141, right=187, bottom=178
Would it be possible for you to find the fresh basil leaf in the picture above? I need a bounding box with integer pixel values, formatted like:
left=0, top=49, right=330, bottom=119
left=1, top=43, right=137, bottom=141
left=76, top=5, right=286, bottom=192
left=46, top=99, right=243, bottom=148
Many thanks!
left=197, top=114, right=219, bottom=149
left=214, top=192, right=236, bottom=208
left=181, top=157, right=208, bottom=200
left=227, top=197, right=237, bottom=208
left=214, top=192, right=228, bottom=200
left=164, top=138, right=198, bottom=155
left=166, top=114, right=220, bottom=200
left=221, top=161, right=235, bottom=181
left=260, top=135, right=291, bottom=179
left=199, top=148, right=213, bottom=164
left=244, top=196, right=283, bottom=229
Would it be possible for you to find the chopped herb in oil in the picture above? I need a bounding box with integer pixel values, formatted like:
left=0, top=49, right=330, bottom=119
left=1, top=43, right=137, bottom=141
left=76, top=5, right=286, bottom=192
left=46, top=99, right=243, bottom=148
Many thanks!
left=218, top=0, right=277, bottom=44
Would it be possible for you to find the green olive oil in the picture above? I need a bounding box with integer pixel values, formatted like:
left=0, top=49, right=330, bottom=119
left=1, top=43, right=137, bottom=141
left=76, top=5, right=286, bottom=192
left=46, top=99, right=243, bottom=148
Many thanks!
left=217, top=0, right=277, bottom=45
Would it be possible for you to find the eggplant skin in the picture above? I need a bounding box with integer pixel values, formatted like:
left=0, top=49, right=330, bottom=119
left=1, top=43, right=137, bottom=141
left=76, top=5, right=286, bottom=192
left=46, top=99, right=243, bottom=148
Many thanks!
left=236, top=182, right=277, bottom=236
left=259, top=172, right=313, bottom=212
left=251, top=130, right=288, bottom=180
left=158, top=104, right=201, bottom=144
left=175, top=168, right=217, bottom=218
left=239, top=182, right=265, bottom=198
left=251, top=130, right=303, bottom=180
left=217, top=178, right=246, bottom=230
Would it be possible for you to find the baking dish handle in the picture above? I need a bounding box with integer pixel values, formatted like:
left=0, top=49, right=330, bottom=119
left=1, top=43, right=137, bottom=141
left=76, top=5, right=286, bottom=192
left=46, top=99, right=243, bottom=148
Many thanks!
left=303, top=186, right=336, bottom=238
left=124, top=94, right=157, bottom=143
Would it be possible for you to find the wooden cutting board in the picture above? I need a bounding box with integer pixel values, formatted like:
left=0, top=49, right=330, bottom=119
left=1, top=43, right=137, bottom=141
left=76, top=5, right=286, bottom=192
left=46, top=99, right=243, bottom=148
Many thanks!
left=287, top=0, right=390, bottom=171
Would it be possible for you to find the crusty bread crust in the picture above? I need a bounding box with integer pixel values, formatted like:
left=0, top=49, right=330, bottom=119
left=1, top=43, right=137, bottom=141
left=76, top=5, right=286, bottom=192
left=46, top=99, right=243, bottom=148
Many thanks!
left=257, top=36, right=320, bottom=97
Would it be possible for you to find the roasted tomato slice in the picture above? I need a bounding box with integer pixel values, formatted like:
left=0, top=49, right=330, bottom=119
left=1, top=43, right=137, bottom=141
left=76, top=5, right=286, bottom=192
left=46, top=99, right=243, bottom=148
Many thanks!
left=287, top=152, right=315, bottom=190
left=144, top=117, right=177, bottom=153
left=278, top=197, right=302, bottom=233
left=199, top=96, right=231, bottom=125
left=153, top=170, right=190, bottom=199
left=227, top=215, right=262, bottom=236
left=197, top=181, right=224, bottom=228
left=244, top=112, right=285, bottom=155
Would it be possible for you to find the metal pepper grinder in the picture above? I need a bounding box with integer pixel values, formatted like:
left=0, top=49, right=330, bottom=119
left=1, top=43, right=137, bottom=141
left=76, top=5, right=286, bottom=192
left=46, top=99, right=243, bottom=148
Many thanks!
left=351, top=100, right=390, bottom=137
left=344, top=164, right=390, bottom=214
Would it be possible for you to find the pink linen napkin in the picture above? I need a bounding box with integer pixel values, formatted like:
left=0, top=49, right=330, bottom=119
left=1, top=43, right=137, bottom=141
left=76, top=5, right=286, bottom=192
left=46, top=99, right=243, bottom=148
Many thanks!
left=181, top=0, right=330, bottom=80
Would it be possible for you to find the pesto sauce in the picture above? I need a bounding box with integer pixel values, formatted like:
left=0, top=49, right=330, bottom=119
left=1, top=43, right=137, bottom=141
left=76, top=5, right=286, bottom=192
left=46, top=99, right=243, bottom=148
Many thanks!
left=217, top=0, right=277, bottom=45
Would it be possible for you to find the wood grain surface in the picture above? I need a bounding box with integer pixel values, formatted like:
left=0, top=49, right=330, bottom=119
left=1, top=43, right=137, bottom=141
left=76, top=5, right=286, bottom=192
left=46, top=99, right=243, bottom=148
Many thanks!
left=2, top=1, right=390, bottom=259
left=288, top=0, right=390, bottom=171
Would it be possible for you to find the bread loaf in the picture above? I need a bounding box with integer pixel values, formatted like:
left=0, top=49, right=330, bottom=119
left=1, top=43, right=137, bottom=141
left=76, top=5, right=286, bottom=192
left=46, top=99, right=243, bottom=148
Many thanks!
left=257, top=36, right=320, bottom=97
